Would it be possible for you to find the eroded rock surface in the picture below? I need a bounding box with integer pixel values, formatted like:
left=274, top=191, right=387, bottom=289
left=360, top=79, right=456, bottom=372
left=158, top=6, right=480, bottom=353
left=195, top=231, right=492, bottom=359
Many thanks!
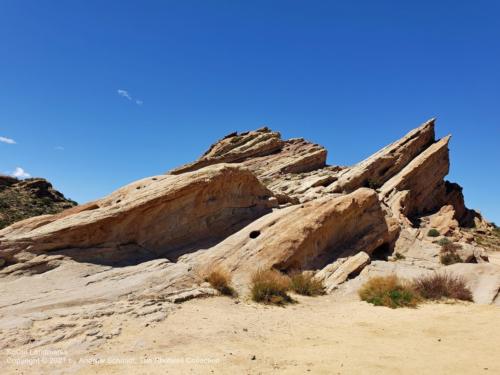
left=0, top=164, right=277, bottom=270
left=184, top=188, right=398, bottom=290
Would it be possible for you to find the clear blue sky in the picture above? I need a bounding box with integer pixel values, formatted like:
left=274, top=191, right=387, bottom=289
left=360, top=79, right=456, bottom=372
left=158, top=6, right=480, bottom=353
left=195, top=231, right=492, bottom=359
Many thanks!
left=1, top=1, right=499, bottom=223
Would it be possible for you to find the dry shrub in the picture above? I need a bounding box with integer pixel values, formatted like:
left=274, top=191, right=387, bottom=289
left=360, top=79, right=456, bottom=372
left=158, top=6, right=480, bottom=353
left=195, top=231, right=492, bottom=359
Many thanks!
left=436, top=237, right=451, bottom=246
left=250, top=269, right=293, bottom=305
left=440, top=252, right=463, bottom=265
left=413, top=273, right=473, bottom=302
left=358, top=275, right=420, bottom=309
left=290, top=273, right=325, bottom=296
left=204, top=268, right=237, bottom=297
left=440, top=242, right=463, bottom=265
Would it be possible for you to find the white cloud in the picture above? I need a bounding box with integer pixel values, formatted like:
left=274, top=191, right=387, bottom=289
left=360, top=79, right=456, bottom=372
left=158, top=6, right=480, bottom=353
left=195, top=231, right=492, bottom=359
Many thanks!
left=117, top=89, right=132, bottom=100
left=0, top=136, right=16, bottom=144
left=117, top=89, right=143, bottom=105
left=11, top=167, right=31, bottom=179
left=54, top=146, right=65, bottom=151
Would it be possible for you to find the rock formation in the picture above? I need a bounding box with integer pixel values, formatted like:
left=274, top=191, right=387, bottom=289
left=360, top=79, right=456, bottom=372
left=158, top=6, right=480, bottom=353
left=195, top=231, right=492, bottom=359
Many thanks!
left=0, top=176, right=76, bottom=230
left=1, top=118, right=499, bottom=350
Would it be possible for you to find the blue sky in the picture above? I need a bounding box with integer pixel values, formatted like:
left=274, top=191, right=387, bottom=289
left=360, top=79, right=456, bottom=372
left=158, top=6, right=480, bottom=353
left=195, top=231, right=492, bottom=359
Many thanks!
left=1, top=1, right=499, bottom=223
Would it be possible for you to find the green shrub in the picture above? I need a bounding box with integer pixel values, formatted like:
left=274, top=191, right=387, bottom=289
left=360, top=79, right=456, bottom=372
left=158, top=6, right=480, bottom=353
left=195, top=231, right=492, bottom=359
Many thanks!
left=290, top=273, right=325, bottom=296
left=358, top=275, right=420, bottom=309
left=440, top=252, right=463, bottom=265
left=427, top=229, right=440, bottom=237
left=205, top=268, right=237, bottom=297
left=365, top=179, right=381, bottom=190
left=413, top=273, right=473, bottom=302
left=250, top=269, right=294, bottom=305
left=437, top=237, right=451, bottom=246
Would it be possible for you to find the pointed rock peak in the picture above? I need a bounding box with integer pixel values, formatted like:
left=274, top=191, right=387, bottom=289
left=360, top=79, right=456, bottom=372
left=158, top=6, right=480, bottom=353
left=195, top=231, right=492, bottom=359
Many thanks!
left=326, top=118, right=437, bottom=193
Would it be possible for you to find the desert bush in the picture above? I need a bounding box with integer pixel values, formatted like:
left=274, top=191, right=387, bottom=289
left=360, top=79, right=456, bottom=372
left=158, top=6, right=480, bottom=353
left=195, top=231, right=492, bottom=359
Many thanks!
left=358, top=275, right=420, bottom=309
left=440, top=242, right=463, bottom=265
left=413, top=273, right=473, bottom=302
left=250, top=269, right=293, bottom=305
left=365, top=179, right=381, bottom=190
left=441, top=242, right=462, bottom=253
left=427, top=229, right=440, bottom=237
left=440, top=252, right=463, bottom=265
left=437, top=237, right=451, bottom=246
left=205, top=268, right=237, bottom=297
left=290, top=273, right=325, bottom=296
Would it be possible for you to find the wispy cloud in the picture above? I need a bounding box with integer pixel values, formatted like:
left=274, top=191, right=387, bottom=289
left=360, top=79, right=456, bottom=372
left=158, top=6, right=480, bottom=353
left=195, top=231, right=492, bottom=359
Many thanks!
left=117, top=89, right=132, bottom=100
left=0, top=136, right=16, bottom=144
left=117, top=89, right=143, bottom=105
left=11, top=167, right=31, bottom=179
left=54, top=146, right=65, bottom=151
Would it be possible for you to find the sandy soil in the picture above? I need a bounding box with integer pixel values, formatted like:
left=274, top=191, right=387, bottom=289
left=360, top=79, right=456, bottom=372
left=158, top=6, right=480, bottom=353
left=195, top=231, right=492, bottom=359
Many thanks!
left=5, top=295, right=498, bottom=375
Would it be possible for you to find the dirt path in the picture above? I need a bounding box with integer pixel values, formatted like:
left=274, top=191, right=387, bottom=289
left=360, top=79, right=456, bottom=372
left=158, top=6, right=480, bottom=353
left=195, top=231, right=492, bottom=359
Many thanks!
left=3, top=295, right=500, bottom=374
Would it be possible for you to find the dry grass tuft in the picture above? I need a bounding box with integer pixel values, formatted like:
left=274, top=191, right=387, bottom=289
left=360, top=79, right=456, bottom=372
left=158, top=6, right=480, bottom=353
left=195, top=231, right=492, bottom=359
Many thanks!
left=205, top=268, right=237, bottom=297
left=440, top=242, right=463, bottom=265
left=290, top=273, right=325, bottom=296
left=358, top=275, right=420, bottom=309
left=413, top=273, right=473, bottom=302
left=250, top=269, right=294, bottom=305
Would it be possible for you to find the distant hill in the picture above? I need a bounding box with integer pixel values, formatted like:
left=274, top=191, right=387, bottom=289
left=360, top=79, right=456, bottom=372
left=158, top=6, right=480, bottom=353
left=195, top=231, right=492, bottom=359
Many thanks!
left=0, top=175, right=77, bottom=229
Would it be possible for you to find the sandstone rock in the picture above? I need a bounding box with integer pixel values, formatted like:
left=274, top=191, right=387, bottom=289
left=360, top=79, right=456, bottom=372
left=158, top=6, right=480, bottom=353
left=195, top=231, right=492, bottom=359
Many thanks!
left=185, top=188, right=398, bottom=290
left=169, top=128, right=330, bottom=202
left=427, top=205, right=460, bottom=235
left=170, top=127, right=285, bottom=174
left=380, top=135, right=451, bottom=220
left=444, top=263, right=500, bottom=304
left=455, top=243, right=489, bottom=263
left=314, top=252, right=371, bottom=293
left=0, top=164, right=277, bottom=268
left=326, top=119, right=435, bottom=194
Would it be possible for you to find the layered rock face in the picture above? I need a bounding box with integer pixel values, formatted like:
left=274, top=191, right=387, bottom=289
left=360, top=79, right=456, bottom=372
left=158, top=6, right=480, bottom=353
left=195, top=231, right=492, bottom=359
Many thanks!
left=185, top=188, right=398, bottom=289
left=0, top=164, right=277, bottom=269
left=0, top=118, right=499, bottom=350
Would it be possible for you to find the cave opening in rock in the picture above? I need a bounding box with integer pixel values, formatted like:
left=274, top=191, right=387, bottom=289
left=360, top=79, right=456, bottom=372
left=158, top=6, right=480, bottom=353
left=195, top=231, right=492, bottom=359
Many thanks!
left=371, top=243, right=392, bottom=261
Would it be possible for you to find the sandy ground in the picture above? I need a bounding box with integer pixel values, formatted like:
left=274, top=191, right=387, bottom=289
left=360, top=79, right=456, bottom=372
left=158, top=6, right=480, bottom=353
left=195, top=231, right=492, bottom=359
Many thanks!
left=4, top=295, right=499, bottom=375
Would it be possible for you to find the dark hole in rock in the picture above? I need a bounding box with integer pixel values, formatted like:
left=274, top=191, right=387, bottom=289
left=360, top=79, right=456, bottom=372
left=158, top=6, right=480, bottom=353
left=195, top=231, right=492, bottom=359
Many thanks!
left=371, top=243, right=392, bottom=261
left=249, top=230, right=261, bottom=239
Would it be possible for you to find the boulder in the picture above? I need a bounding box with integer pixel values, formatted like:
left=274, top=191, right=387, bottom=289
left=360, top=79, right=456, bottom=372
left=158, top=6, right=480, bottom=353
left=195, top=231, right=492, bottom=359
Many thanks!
left=314, top=252, right=371, bottom=293
left=445, top=263, right=500, bottom=304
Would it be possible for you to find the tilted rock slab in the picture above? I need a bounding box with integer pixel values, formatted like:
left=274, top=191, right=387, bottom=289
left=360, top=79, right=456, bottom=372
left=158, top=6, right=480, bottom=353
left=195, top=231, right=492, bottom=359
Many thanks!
left=380, top=135, right=451, bottom=220
left=326, top=119, right=435, bottom=193
left=314, top=251, right=371, bottom=293
left=185, top=188, right=399, bottom=290
left=0, top=164, right=277, bottom=270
